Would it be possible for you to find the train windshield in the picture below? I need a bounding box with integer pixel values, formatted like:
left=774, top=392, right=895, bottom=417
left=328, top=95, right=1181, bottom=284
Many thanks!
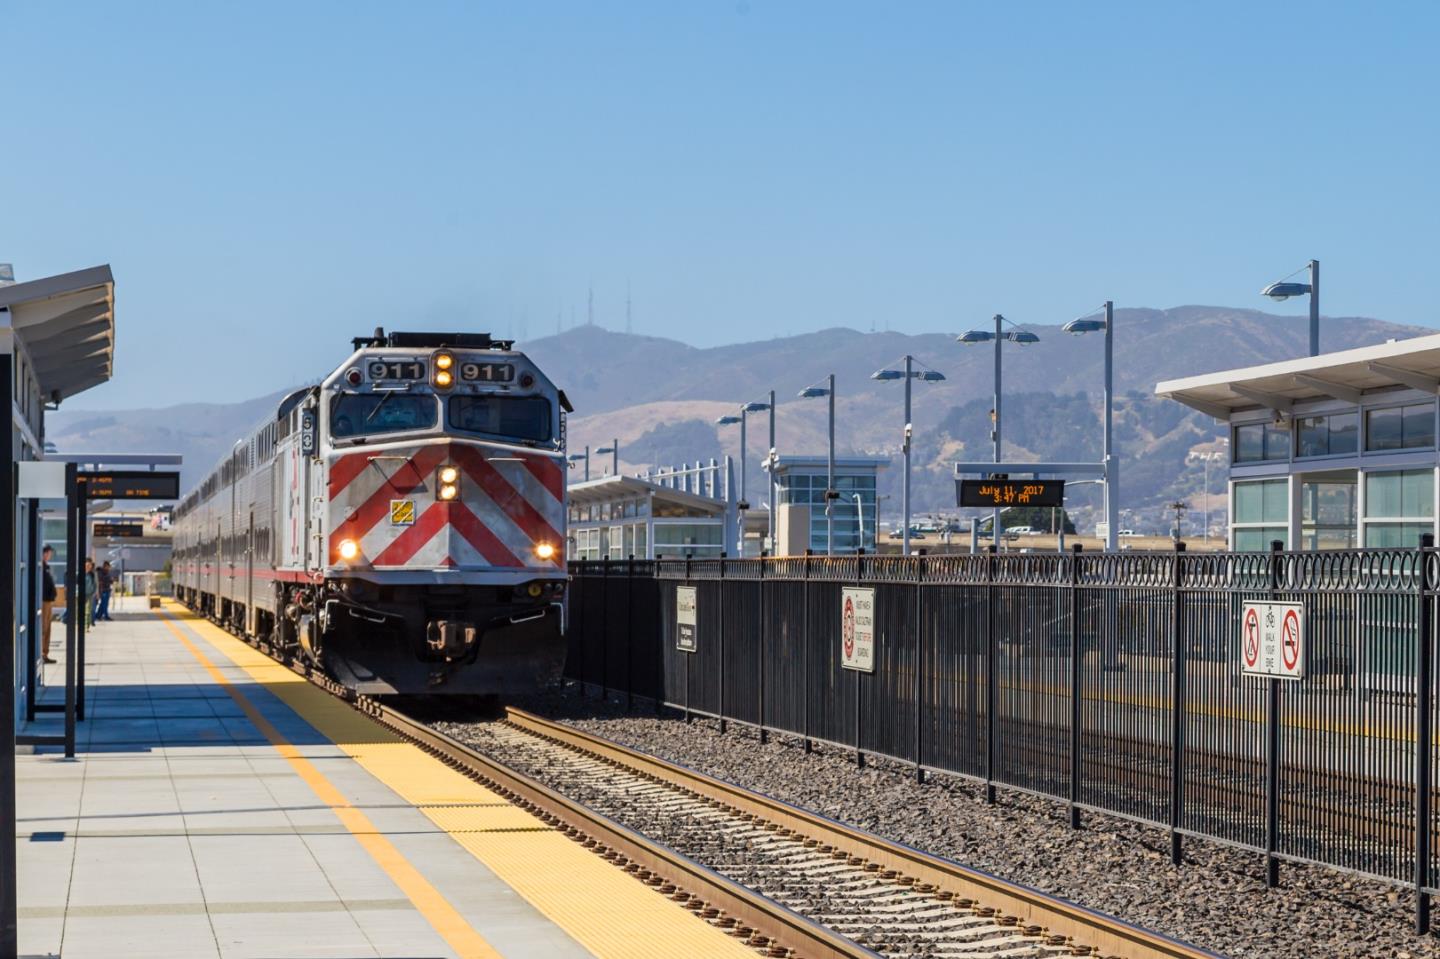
left=331, top=393, right=438, bottom=438
left=448, top=395, right=552, bottom=443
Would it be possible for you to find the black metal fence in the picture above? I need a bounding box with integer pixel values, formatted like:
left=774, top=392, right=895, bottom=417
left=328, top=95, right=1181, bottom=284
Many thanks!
left=565, top=542, right=1440, bottom=931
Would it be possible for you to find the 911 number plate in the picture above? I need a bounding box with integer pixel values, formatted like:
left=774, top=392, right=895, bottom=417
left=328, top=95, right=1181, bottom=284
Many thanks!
left=369, top=359, right=425, bottom=381
left=460, top=362, right=514, bottom=383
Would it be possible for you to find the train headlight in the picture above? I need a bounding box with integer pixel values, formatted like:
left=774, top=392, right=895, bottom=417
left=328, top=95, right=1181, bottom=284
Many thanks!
left=527, top=583, right=543, bottom=597
left=438, top=465, right=458, bottom=484
left=439, top=483, right=459, bottom=501
left=534, top=542, right=556, bottom=561
left=433, top=352, right=455, bottom=389
left=338, top=539, right=360, bottom=561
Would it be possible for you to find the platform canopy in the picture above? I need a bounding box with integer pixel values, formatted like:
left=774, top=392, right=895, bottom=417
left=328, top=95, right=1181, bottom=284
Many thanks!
left=0, top=264, right=115, bottom=402
left=1155, top=332, right=1440, bottom=420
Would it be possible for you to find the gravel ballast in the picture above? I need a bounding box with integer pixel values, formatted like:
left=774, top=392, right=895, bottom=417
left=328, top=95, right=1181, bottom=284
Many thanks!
left=445, top=688, right=1440, bottom=959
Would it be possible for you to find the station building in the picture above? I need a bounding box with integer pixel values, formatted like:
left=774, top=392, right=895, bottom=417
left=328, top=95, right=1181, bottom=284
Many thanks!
left=770, top=454, right=888, bottom=555
left=1156, top=333, right=1440, bottom=551
left=0, top=266, right=117, bottom=726
left=567, top=458, right=766, bottom=560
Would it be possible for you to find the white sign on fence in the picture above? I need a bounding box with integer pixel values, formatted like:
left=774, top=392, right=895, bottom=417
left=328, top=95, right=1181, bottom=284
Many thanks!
left=676, top=586, right=698, bottom=653
left=1240, top=601, right=1305, bottom=680
left=841, top=587, right=875, bottom=672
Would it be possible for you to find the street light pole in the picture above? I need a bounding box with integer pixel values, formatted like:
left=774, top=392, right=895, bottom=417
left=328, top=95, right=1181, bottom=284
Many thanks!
left=768, top=389, right=776, bottom=554
left=610, top=438, right=618, bottom=476
left=903, top=354, right=913, bottom=556
left=827, top=374, right=835, bottom=556
left=583, top=446, right=590, bottom=482
left=1262, top=259, right=1320, bottom=357
left=992, top=314, right=1003, bottom=549
left=1103, top=300, right=1117, bottom=552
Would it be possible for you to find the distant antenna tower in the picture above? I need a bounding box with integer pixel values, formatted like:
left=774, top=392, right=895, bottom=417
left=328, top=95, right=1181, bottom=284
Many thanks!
left=626, top=281, right=632, bottom=334
left=587, top=285, right=594, bottom=327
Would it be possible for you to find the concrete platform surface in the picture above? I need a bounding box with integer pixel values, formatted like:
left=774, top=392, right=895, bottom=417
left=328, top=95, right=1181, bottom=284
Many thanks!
left=15, top=597, right=754, bottom=959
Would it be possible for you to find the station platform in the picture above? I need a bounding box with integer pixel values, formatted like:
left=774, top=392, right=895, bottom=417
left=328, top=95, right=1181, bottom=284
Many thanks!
left=15, top=598, right=754, bottom=959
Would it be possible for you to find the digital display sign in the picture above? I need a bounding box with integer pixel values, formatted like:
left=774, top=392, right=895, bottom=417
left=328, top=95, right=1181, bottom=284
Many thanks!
left=80, top=471, right=181, bottom=501
left=92, top=523, right=145, bottom=538
left=957, top=478, right=1065, bottom=508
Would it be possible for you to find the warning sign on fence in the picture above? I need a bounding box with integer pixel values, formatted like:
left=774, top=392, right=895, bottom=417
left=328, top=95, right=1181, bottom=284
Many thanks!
left=1240, top=601, right=1305, bottom=680
left=841, top=587, right=876, bottom=673
left=676, top=586, right=698, bottom=653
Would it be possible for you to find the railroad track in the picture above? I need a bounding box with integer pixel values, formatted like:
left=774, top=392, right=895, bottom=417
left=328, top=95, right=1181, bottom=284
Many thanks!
left=417, top=704, right=1220, bottom=959
left=216, top=614, right=1216, bottom=959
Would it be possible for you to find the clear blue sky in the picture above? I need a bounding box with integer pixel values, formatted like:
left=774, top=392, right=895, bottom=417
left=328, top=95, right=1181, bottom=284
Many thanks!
left=6, top=1, right=1438, bottom=409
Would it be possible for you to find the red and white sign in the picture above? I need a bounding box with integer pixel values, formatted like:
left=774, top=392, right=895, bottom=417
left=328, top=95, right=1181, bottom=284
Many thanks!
left=1240, top=601, right=1305, bottom=680
left=841, top=587, right=875, bottom=673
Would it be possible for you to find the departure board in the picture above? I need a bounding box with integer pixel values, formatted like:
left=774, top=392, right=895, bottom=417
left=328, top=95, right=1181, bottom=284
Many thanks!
left=80, top=471, right=181, bottom=501
left=93, top=522, right=145, bottom=538
left=957, top=479, right=1065, bottom=508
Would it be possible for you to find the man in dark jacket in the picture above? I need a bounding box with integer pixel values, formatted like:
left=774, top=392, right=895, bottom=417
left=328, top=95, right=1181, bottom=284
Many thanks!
left=41, top=545, right=57, bottom=663
left=96, top=561, right=114, bottom=622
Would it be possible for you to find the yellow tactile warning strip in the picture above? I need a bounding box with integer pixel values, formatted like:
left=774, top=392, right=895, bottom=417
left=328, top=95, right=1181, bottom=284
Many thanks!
left=160, top=605, right=758, bottom=959
left=155, top=613, right=503, bottom=959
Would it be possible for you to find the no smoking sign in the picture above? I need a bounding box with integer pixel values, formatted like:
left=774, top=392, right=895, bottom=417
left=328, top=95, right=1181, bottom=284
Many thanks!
left=1240, top=601, right=1306, bottom=680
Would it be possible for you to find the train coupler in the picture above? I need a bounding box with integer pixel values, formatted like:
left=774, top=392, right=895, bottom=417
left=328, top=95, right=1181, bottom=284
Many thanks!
left=425, top=619, right=478, bottom=660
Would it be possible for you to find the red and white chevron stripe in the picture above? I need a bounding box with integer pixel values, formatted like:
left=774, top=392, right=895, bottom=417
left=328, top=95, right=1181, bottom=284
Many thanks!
left=326, top=440, right=565, bottom=571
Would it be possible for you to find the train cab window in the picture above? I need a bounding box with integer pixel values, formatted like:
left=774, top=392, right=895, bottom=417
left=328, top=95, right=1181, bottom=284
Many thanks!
left=448, top=395, right=552, bottom=442
left=331, top=393, right=438, bottom=438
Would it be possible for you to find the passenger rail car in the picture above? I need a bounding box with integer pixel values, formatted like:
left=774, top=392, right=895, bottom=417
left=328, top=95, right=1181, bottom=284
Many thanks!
left=172, top=329, right=572, bottom=695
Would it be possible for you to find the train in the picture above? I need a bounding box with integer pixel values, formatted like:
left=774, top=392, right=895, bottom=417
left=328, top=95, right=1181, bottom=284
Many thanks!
left=172, top=329, right=572, bottom=695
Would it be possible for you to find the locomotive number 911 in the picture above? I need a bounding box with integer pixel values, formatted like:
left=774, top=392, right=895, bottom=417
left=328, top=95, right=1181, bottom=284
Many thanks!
left=171, top=328, right=574, bottom=696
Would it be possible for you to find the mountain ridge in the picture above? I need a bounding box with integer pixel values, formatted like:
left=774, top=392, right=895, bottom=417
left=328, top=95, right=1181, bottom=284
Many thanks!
left=45, top=306, right=1433, bottom=532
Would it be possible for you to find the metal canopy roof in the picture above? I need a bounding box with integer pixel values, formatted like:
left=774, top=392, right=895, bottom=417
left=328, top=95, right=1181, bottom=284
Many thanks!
left=1154, top=332, right=1440, bottom=419
left=567, top=474, right=727, bottom=514
left=0, top=265, right=115, bottom=402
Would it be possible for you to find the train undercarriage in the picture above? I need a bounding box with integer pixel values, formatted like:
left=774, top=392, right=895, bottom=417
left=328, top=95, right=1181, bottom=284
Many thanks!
left=178, top=578, right=566, bottom=696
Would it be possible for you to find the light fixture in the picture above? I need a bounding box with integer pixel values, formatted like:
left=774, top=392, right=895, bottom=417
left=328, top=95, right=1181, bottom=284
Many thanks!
left=435, top=369, right=453, bottom=388
left=439, top=483, right=459, bottom=501
left=438, top=465, right=458, bottom=484
left=534, top=542, right=556, bottom=560
left=1261, top=280, right=1311, bottom=302
left=338, top=539, right=360, bottom=561
left=434, top=352, right=454, bottom=370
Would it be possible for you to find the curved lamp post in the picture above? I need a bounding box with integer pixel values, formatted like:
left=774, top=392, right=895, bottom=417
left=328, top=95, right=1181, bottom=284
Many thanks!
left=716, top=398, right=772, bottom=557
left=958, top=315, right=1038, bottom=548
left=872, top=357, right=946, bottom=556
left=1262, top=259, right=1319, bottom=357
left=1062, top=301, right=1117, bottom=551
left=799, top=377, right=836, bottom=555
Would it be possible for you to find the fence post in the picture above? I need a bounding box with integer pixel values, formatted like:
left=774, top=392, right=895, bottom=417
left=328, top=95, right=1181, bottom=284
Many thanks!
left=1416, top=533, right=1434, bottom=934
left=684, top=554, right=692, bottom=725
left=915, top=550, right=926, bottom=784
left=600, top=557, right=609, bottom=699
left=719, top=553, right=727, bottom=734
left=626, top=554, right=635, bottom=712
left=985, top=544, right=998, bottom=805
left=1170, top=542, right=1187, bottom=865
left=758, top=552, right=768, bottom=745
left=1068, top=543, right=1083, bottom=830
left=855, top=548, right=865, bottom=769
left=1265, top=539, right=1283, bottom=889
left=803, top=549, right=812, bottom=755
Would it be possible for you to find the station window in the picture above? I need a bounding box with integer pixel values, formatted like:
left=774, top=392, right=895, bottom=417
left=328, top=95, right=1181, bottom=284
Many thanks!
left=1365, top=403, right=1436, bottom=452
left=1233, top=422, right=1289, bottom=463
left=1295, top=412, right=1358, bottom=458
left=1300, top=480, right=1356, bottom=549
left=1363, top=469, right=1434, bottom=547
left=1232, top=479, right=1288, bottom=550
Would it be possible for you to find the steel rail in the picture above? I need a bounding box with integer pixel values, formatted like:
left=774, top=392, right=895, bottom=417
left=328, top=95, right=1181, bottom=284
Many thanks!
left=504, top=707, right=1223, bottom=959
left=364, top=700, right=881, bottom=959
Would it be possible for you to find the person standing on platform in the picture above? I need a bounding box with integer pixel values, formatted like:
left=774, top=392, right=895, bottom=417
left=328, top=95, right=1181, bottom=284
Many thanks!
left=84, top=558, right=97, bottom=627
left=96, top=560, right=114, bottom=622
left=41, top=545, right=57, bottom=664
